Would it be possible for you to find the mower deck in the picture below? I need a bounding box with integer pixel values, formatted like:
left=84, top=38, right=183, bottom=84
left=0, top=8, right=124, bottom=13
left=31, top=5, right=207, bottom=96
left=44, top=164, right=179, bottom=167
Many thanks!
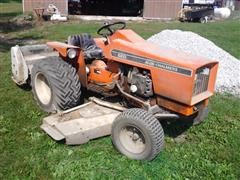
left=41, top=98, right=124, bottom=145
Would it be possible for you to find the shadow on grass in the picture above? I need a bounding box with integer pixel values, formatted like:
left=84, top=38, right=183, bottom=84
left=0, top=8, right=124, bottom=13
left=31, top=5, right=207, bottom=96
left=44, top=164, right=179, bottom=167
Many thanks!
left=17, top=83, right=32, bottom=91
left=161, top=120, right=193, bottom=138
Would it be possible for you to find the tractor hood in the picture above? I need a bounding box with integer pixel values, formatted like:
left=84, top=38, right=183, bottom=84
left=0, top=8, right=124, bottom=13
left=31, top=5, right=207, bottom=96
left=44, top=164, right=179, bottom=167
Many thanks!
left=96, top=29, right=219, bottom=108
left=135, top=42, right=217, bottom=70
left=106, top=30, right=218, bottom=72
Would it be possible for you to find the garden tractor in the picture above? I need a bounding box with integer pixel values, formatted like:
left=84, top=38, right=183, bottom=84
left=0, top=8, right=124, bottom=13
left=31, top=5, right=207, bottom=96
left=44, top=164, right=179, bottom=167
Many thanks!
left=11, top=22, right=218, bottom=160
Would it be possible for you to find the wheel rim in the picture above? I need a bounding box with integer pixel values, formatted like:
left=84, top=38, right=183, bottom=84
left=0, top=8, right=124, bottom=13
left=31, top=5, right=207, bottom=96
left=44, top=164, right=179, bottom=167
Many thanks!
left=119, top=125, right=146, bottom=154
left=35, top=72, right=52, bottom=105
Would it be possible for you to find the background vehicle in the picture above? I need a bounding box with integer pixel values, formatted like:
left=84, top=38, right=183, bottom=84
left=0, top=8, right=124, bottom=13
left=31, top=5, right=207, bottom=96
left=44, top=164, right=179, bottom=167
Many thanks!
left=179, top=0, right=215, bottom=23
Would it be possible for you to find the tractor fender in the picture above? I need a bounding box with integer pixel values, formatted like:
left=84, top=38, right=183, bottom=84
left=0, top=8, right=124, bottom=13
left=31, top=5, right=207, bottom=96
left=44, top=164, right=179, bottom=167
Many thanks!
left=47, top=41, right=80, bottom=57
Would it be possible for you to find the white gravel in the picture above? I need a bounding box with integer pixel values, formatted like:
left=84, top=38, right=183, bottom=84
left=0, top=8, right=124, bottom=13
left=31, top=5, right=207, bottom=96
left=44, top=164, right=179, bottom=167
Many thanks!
left=147, top=29, right=240, bottom=97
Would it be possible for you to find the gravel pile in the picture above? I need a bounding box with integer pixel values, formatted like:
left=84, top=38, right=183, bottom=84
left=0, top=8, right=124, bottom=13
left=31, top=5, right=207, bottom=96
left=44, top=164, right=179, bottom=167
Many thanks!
left=147, top=29, right=240, bottom=97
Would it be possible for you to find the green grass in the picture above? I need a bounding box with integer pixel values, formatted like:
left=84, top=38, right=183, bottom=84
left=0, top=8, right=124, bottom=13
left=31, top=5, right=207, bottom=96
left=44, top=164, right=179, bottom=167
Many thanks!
left=0, top=3, right=240, bottom=179
left=0, top=0, right=21, bottom=3
left=0, top=2, right=22, bottom=20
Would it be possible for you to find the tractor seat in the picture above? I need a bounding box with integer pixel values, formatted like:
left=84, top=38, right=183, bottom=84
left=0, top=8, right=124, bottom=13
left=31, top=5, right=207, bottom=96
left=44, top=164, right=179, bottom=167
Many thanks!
left=68, top=33, right=103, bottom=60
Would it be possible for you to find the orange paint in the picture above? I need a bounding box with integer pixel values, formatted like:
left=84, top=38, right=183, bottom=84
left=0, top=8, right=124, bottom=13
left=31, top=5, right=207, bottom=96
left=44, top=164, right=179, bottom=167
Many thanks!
left=48, top=29, right=218, bottom=116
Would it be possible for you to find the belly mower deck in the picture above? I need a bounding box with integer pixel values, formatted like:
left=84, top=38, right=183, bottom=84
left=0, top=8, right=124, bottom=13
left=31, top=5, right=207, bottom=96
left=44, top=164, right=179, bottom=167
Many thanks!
left=41, top=97, right=125, bottom=145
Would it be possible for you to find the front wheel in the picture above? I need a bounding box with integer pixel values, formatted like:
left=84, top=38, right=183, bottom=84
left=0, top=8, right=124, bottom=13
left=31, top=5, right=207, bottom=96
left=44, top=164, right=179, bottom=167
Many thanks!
left=31, top=57, right=81, bottom=113
left=111, top=108, right=164, bottom=161
left=192, top=106, right=209, bottom=125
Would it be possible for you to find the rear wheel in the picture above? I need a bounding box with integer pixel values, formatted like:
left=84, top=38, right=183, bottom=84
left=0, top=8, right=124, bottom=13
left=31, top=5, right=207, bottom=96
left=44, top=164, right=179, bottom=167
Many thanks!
left=111, top=108, right=164, bottom=161
left=31, top=57, right=81, bottom=112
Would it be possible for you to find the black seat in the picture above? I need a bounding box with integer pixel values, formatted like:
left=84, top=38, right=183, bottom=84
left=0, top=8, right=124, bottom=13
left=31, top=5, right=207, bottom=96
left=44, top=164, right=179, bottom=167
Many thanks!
left=68, top=33, right=103, bottom=60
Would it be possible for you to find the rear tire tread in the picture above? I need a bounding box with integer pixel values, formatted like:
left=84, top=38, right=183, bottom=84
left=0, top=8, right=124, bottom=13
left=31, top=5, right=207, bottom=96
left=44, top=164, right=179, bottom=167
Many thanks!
left=31, top=57, right=81, bottom=112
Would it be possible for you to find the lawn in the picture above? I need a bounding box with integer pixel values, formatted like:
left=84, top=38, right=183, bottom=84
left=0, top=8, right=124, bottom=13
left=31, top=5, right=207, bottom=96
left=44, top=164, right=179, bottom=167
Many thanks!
left=0, top=2, right=22, bottom=20
left=0, top=2, right=240, bottom=179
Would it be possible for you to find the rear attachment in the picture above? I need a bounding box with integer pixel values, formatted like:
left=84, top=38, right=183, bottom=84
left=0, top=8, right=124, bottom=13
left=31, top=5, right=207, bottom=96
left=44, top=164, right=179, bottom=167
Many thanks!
left=11, top=44, right=58, bottom=85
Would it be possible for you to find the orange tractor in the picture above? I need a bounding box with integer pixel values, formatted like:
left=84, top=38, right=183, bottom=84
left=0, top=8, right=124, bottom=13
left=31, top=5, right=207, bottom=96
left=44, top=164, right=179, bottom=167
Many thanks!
left=11, top=22, right=218, bottom=160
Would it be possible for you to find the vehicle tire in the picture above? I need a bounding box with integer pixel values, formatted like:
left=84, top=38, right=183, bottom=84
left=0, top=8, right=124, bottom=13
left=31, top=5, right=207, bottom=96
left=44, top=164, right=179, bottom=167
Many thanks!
left=200, top=16, right=208, bottom=23
left=111, top=108, right=164, bottom=161
left=192, top=106, right=209, bottom=125
left=31, top=57, right=81, bottom=113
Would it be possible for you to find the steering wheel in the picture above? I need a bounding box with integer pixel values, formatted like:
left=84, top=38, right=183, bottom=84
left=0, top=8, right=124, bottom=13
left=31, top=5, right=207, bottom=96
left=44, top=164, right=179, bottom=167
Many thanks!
left=97, top=21, right=126, bottom=37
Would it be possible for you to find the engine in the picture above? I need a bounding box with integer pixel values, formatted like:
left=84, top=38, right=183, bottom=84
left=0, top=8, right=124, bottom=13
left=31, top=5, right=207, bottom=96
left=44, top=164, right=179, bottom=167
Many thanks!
left=127, top=68, right=153, bottom=97
left=86, top=62, right=153, bottom=98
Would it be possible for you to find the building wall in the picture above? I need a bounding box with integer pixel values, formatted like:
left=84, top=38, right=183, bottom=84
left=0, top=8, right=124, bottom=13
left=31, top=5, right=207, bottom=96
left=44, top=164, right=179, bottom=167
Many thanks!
left=23, top=0, right=184, bottom=18
left=23, top=0, right=68, bottom=15
left=143, top=0, right=183, bottom=19
left=236, top=0, right=240, bottom=10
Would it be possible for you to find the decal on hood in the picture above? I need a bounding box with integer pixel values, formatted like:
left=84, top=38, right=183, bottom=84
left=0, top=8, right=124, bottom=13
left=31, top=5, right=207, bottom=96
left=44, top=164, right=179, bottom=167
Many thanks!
left=111, top=49, right=192, bottom=77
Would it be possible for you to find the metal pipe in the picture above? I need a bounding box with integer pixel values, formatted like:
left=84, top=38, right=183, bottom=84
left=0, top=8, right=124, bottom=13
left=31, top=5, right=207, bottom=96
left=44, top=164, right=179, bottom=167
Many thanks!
left=89, top=97, right=126, bottom=111
left=61, top=102, right=93, bottom=114
left=154, top=113, right=179, bottom=120
left=116, top=81, right=151, bottom=110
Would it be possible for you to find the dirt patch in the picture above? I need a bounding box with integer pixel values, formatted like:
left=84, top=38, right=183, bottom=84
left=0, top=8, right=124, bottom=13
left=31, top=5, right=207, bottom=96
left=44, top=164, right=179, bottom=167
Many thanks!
left=0, top=34, right=40, bottom=52
left=0, top=14, right=34, bottom=33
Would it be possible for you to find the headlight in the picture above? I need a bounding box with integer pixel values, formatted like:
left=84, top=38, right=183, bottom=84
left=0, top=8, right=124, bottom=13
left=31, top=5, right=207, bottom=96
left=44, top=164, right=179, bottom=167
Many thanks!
left=67, top=48, right=77, bottom=59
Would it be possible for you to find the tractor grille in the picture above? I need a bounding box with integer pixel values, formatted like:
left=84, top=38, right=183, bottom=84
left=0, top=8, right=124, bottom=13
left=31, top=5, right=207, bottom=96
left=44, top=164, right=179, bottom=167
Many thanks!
left=193, top=67, right=210, bottom=96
